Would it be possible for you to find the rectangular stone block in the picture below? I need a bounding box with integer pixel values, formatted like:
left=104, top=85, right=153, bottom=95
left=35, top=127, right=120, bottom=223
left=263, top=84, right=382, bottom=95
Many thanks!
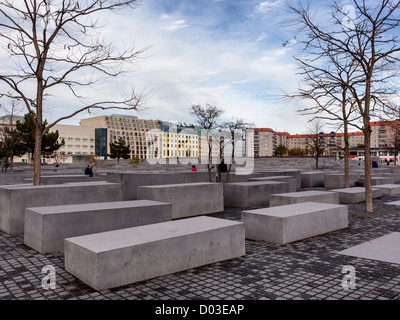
left=242, top=202, right=348, bottom=244
left=269, top=190, right=339, bottom=207
left=137, top=182, right=223, bottom=219
left=301, top=171, right=325, bottom=188
left=366, top=184, right=400, bottom=196
left=106, top=171, right=210, bottom=200
left=64, top=216, right=245, bottom=290
left=224, top=181, right=289, bottom=208
left=329, top=187, right=382, bottom=204
left=324, top=173, right=359, bottom=188
left=24, top=200, right=172, bottom=253
left=23, top=175, right=102, bottom=185
left=359, top=176, right=395, bottom=186
left=0, top=182, right=123, bottom=235
left=261, top=169, right=302, bottom=189
left=248, top=176, right=296, bottom=192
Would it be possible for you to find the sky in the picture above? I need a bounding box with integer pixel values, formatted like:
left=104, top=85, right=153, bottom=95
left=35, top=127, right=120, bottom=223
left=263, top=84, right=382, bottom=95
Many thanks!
left=0, top=0, right=378, bottom=135
left=51, top=0, right=313, bottom=134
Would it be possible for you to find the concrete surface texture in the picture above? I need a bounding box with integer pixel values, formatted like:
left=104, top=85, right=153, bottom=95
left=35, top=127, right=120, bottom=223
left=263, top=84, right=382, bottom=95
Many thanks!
left=23, top=200, right=172, bottom=253
left=223, top=181, right=290, bottom=208
left=0, top=182, right=123, bottom=235
left=137, top=182, right=224, bottom=219
left=242, top=202, right=348, bottom=244
left=64, top=216, right=245, bottom=290
left=269, top=190, right=340, bottom=207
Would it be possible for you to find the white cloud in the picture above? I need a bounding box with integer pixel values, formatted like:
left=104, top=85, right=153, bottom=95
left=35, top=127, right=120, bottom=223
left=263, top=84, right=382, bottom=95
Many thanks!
left=160, top=14, right=188, bottom=31
left=255, top=0, right=283, bottom=15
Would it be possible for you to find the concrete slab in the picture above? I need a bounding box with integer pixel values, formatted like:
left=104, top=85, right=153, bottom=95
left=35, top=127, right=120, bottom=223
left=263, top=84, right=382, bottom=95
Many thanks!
left=242, top=202, right=348, bottom=244
left=269, top=190, right=339, bottom=207
left=224, top=181, right=290, bottom=208
left=137, top=182, right=224, bottom=219
left=337, top=232, right=400, bottom=264
left=324, top=173, right=359, bottom=188
left=301, top=171, right=325, bottom=188
left=24, top=200, right=172, bottom=253
left=248, top=176, right=296, bottom=192
left=0, top=182, right=123, bottom=234
left=64, top=216, right=245, bottom=290
left=329, top=187, right=382, bottom=204
left=385, top=200, right=400, bottom=206
left=372, top=184, right=400, bottom=195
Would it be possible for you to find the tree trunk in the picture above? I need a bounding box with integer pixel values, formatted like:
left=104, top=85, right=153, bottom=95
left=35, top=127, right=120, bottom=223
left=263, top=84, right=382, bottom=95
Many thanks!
left=343, top=122, right=350, bottom=189
left=364, top=126, right=373, bottom=213
left=33, top=127, right=43, bottom=186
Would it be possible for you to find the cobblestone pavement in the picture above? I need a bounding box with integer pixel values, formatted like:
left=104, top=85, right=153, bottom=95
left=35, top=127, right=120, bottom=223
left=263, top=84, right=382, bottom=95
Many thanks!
left=0, top=195, right=400, bottom=301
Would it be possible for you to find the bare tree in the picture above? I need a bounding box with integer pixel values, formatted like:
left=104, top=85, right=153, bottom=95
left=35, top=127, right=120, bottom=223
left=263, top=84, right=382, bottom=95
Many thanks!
left=190, top=103, right=224, bottom=182
left=288, top=0, right=400, bottom=212
left=286, top=49, right=363, bottom=188
left=220, top=118, right=253, bottom=183
left=306, top=119, right=327, bottom=170
left=0, top=1, right=148, bottom=185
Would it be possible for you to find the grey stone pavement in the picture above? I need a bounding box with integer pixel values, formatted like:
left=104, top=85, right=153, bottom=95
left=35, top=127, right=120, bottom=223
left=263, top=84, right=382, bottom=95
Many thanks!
left=0, top=196, right=400, bottom=305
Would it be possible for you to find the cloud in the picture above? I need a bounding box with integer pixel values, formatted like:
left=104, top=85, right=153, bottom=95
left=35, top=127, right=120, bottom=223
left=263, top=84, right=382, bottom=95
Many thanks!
left=160, top=14, right=188, bottom=31
left=255, top=0, right=283, bottom=15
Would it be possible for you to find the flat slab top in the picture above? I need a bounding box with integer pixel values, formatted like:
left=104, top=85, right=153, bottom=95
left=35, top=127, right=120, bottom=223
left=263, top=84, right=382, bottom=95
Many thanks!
left=337, top=232, right=400, bottom=264
left=330, top=187, right=380, bottom=193
left=271, top=190, right=336, bottom=198
left=249, top=176, right=294, bottom=180
left=226, top=181, right=286, bottom=186
left=0, top=182, right=119, bottom=190
left=65, top=216, right=243, bottom=253
left=372, top=184, right=400, bottom=189
left=138, top=182, right=219, bottom=189
left=384, top=200, right=400, bottom=206
left=26, top=200, right=170, bottom=215
left=301, top=171, right=325, bottom=175
left=243, top=202, right=346, bottom=218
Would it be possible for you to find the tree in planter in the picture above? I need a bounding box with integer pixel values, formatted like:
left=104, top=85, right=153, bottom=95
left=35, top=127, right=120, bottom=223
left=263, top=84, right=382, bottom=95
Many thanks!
left=109, top=137, right=131, bottom=163
left=15, top=113, right=64, bottom=165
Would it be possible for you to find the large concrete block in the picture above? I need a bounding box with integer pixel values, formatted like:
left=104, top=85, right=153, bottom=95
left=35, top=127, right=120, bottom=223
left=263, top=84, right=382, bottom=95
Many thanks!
left=224, top=181, right=289, bottom=208
left=137, top=182, right=223, bottom=219
left=324, top=173, right=359, bottom=188
left=0, top=182, right=123, bottom=235
left=23, top=175, right=102, bottom=185
left=64, top=216, right=245, bottom=290
left=261, top=169, right=302, bottom=189
left=24, top=200, right=172, bottom=253
left=269, top=190, right=339, bottom=207
left=359, top=176, right=395, bottom=186
left=329, top=187, right=382, bottom=204
left=301, top=171, right=325, bottom=188
left=373, top=184, right=400, bottom=195
left=248, top=176, right=296, bottom=192
left=106, top=171, right=210, bottom=200
left=242, top=202, right=348, bottom=244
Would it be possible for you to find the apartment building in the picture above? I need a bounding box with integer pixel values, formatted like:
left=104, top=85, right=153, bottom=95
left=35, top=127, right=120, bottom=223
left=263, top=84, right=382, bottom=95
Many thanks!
left=80, top=114, right=161, bottom=159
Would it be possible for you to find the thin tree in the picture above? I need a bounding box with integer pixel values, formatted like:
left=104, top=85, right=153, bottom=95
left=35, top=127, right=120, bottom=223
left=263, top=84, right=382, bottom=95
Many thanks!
left=288, top=0, right=400, bottom=212
left=306, top=119, right=327, bottom=170
left=190, top=104, right=224, bottom=182
left=0, top=1, right=148, bottom=185
left=220, top=118, right=253, bottom=183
